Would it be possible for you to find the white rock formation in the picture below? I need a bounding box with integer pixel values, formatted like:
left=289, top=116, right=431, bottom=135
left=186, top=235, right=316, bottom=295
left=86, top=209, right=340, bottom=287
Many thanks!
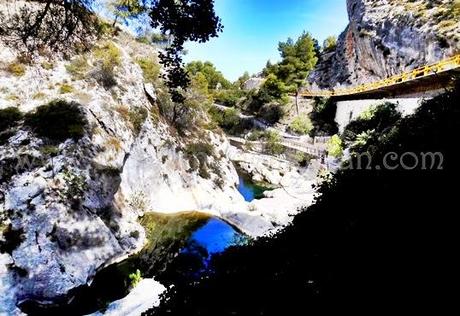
left=88, top=278, right=166, bottom=316
left=228, top=147, right=319, bottom=236
left=243, top=77, right=265, bottom=91
left=0, top=28, right=317, bottom=314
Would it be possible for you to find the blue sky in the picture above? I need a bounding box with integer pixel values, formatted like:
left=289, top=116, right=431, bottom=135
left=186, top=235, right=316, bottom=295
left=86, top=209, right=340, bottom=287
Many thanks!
left=184, top=0, right=349, bottom=81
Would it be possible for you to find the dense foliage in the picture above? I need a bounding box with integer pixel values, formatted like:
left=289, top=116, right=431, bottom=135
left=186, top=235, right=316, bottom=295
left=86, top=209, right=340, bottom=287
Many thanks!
left=24, top=100, right=87, bottom=142
left=240, top=31, right=320, bottom=124
left=263, top=130, right=284, bottom=155
left=323, top=35, right=337, bottom=52
left=146, top=81, right=460, bottom=315
left=0, top=107, right=23, bottom=133
left=149, top=0, right=223, bottom=102
left=289, top=114, right=313, bottom=135
left=106, top=0, right=145, bottom=26
left=186, top=61, right=231, bottom=90
left=326, top=134, right=343, bottom=158
left=213, top=89, right=246, bottom=107
left=242, top=74, right=288, bottom=123
left=263, top=31, right=318, bottom=91
left=208, top=107, right=239, bottom=130
left=341, top=102, right=402, bottom=150
left=309, top=97, right=339, bottom=136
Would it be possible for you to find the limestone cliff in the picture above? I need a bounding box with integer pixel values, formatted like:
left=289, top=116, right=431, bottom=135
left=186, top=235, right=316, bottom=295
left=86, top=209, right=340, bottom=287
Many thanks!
left=0, top=30, right=275, bottom=314
left=309, top=0, right=460, bottom=89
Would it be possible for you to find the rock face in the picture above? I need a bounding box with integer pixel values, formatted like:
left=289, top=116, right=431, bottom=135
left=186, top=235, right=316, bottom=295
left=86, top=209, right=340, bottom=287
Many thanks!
left=89, top=278, right=166, bottom=316
left=0, top=27, right=318, bottom=314
left=243, top=77, right=265, bottom=90
left=229, top=147, right=319, bottom=235
left=0, top=32, right=251, bottom=313
left=0, top=33, right=155, bottom=314
left=309, top=0, right=460, bottom=89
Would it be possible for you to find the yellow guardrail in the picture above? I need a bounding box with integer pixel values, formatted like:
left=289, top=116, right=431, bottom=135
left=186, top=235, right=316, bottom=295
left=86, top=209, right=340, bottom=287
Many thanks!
left=299, top=54, right=460, bottom=97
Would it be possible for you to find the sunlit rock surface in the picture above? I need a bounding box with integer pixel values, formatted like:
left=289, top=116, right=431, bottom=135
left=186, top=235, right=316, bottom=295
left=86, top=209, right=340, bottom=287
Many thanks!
left=88, top=278, right=166, bottom=316
left=229, top=147, right=319, bottom=235
left=0, top=26, right=317, bottom=315
left=309, top=0, right=460, bottom=88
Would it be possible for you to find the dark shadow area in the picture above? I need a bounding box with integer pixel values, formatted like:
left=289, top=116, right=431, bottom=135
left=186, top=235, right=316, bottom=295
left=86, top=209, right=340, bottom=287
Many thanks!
left=146, top=80, right=460, bottom=315
left=19, top=212, right=246, bottom=315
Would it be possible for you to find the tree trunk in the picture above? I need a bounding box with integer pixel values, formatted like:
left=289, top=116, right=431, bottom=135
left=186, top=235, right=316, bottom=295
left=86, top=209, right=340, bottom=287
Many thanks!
left=295, top=90, right=299, bottom=115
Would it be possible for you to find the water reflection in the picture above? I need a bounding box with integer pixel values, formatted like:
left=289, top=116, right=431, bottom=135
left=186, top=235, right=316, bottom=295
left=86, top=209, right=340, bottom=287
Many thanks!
left=20, top=212, right=247, bottom=315
left=237, top=171, right=272, bottom=202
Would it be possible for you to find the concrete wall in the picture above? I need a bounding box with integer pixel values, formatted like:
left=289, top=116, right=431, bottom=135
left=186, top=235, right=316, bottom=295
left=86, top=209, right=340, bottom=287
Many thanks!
left=335, top=97, right=424, bottom=133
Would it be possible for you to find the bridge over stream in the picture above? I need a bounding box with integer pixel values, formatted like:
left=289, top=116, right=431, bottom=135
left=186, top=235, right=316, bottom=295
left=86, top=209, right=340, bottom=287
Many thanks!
left=228, top=136, right=329, bottom=158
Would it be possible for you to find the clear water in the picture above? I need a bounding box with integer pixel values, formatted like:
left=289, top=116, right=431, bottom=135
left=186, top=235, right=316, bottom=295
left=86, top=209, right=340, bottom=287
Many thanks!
left=20, top=213, right=247, bottom=315
left=237, top=173, right=271, bottom=202
left=181, top=217, right=246, bottom=269
left=190, top=218, right=242, bottom=254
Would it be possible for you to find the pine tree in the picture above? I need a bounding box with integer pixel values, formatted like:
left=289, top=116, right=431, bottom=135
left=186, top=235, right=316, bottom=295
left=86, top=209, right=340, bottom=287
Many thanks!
left=275, top=31, right=318, bottom=90
left=106, top=0, right=145, bottom=27
left=323, top=35, right=337, bottom=52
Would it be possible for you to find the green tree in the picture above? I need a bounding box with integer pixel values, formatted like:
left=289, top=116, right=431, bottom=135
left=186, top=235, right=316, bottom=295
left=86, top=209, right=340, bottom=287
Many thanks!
left=260, top=74, right=288, bottom=100
left=341, top=102, right=401, bottom=147
left=265, top=32, right=318, bottom=91
left=151, top=32, right=170, bottom=45
left=235, top=71, right=251, bottom=89
left=128, top=269, right=142, bottom=288
left=289, top=115, right=313, bottom=135
left=149, top=0, right=223, bottom=102
left=190, top=72, right=210, bottom=96
left=264, top=130, right=284, bottom=155
left=313, top=38, right=321, bottom=57
left=327, top=134, right=343, bottom=158
left=186, top=71, right=213, bottom=109
left=176, top=71, right=213, bottom=127
left=262, top=60, right=278, bottom=77
left=244, top=74, right=287, bottom=123
left=213, top=89, right=246, bottom=107
left=186, top=61, right=231, bottom=90
left=323, top=35, right=337, bottom=52
left=107, top=0, right=145, bottom=27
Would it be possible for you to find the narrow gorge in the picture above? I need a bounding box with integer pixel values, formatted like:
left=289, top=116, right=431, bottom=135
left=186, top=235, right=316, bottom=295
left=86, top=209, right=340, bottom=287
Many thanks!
left=1, top=0, right=458, bottom=315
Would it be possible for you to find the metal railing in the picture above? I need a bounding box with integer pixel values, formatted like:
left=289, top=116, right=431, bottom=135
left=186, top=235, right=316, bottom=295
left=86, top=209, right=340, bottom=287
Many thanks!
left=299, top=54, right=460, bottom=97
left=229, top=136, right=327, bottom=157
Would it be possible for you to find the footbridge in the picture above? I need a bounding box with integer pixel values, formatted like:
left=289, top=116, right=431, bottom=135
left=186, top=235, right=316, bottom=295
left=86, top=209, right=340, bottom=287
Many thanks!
left=299, top=54, right=460, bottom=99
left=228, top=136, right=329, bottom=157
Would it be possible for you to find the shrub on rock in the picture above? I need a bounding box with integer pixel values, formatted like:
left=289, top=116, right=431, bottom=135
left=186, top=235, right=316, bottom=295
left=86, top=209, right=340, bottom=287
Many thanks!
left=6, top=62, right=26, bottom=77
left=24, top=100, right=87, bottom=142
left=341, top=102, right=401, bottom=146
left=290, top=114, right=313, bottom=135
left=0, top=107, right=23, bottom=132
